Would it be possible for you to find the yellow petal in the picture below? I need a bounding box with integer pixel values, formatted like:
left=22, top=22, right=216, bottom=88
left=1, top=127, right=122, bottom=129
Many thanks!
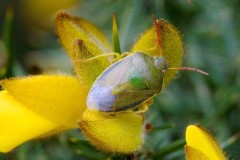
left=56, top=12, right=112, bottom=90
left=185, top=146, right=210, bottom=160
left=1, top=75, right=87, bottom=127
left=72, top=39, right=112, bottom=91
left=79, top=109, right=144, bottom=153
left=186, top=125, right=226, bottom=160
left=131, top=19, right=183, bottom=86
left=56, top=11, right=111, bottom=58
left=0, top=90, right=60, bottom=153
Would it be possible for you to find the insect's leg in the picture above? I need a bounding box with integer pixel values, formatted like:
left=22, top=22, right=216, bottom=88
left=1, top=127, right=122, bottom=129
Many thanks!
left=133, top=103, right=149, bottom=113
left=132, top=46, right=159, bottom=56
left=75, top=52, right=121, bottom=63
left=133, top=98, right=153, bottom=113
left=110, top=52, right=131, bottom=63
left=143, top=46, right=157, bottom=53
left=119, top=52, right=131, bottom=58
left=140, top=46, right=164, bottom=56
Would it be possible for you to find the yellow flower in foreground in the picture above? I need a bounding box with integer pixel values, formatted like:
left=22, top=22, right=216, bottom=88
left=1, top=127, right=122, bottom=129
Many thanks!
left=0, top=12, right=183, bottom=153
left=185, top=125, right=227, bottom=160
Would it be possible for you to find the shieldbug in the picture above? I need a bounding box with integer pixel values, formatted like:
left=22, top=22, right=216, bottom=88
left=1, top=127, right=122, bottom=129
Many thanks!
left=84, top=16, right=208, bottom=112
left=86, top=53, right=208, bottom=112
left=87, top=52, right=169, bottom=112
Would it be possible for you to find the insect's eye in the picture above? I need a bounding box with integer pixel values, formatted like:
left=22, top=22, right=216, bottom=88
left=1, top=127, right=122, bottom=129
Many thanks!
left=154, top=57, right=169, bottom=73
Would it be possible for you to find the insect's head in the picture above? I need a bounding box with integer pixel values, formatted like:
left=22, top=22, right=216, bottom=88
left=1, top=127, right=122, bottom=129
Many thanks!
left=154, top=57, right=169, bottom=74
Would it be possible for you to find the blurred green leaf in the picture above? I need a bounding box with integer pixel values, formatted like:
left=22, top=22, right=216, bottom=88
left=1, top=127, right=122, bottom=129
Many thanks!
left=153, top=139, right=185, bottom=159
left=0, top=40, right=8, bottom=78
left=2, top=6, right=14, bottom=77
left=112, top=13, right=121, bottom=53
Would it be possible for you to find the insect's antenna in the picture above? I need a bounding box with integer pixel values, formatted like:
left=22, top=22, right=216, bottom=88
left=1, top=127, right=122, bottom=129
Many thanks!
left=152, top=15, right=164, bottom=56
left=169, top=67, right=209, bottom=76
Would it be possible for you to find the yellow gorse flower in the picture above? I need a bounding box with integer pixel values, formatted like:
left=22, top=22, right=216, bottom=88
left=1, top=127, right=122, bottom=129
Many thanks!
left=185, top=125, right=227, bottom=160
left=0, top=12, right=183, bottom=153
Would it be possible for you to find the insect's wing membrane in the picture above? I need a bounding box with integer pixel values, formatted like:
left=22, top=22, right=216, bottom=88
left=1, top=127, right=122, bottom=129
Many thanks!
left=87, top=55, right=133, bottom=111
left=96, top=55, right=133, bottom=87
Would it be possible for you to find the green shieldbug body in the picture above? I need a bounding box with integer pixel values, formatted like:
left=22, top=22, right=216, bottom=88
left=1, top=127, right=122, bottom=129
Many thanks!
left=87, top=52, right=169, bottom=112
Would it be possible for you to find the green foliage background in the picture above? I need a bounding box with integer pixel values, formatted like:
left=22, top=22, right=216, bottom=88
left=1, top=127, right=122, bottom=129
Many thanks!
left=0, top=0, right=239, bottom=159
